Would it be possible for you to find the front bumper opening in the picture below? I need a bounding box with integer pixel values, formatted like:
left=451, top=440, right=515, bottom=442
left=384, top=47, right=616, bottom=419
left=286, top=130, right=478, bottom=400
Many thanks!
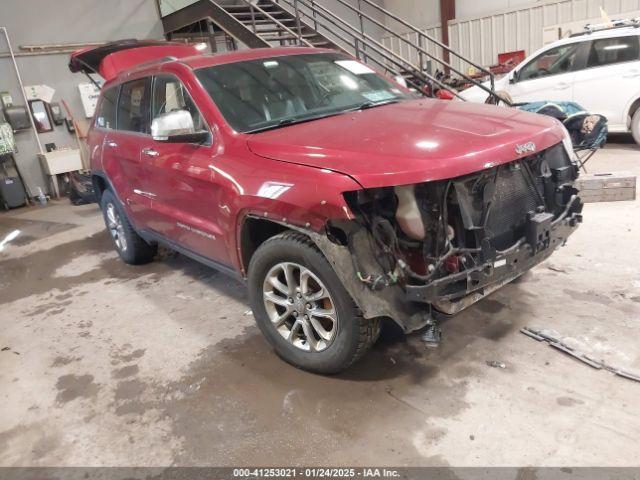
left=405, top=197, right=581, bottom=308
left=342, top=142, right=583, bottom=318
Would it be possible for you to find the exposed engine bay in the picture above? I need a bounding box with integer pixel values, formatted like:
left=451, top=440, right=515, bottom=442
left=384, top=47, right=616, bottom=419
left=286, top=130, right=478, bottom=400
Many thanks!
left=317, top=142, right=584, bottom=332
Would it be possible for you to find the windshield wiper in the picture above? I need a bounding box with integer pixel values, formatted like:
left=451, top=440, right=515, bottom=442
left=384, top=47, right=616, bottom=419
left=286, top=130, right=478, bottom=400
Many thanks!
left=349, top=99, right=401, bottom=111
left=247, top=117, right=316, bottom=134
left=247, top=111, right=347, bottom=134
left=246, top=99, right=402, bottom=134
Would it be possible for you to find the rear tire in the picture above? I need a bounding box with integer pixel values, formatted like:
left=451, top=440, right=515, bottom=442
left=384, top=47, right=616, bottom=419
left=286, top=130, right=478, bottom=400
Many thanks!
left=100, top=189, right=156, bottom=265
left=248, top=231, right=380, bottom=374
left=631, top=109, right=640, bottom=145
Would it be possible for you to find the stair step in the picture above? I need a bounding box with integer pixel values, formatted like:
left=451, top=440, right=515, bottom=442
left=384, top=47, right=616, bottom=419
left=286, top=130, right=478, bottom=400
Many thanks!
left=231, top=13, right=290, bottom=23
left=253, top=25, right=315, bottom=33
left=224, top=8, right=283, bottom=15
left=222, top=4, right=282, bottom=11
left=253, top=27, right=298, bottom=33
left=248, top=18, right=296, bottom=24
left=310, top=41, right=333, bottom=47
left=229, top=9, right=288, bottom=16
left=260, top=33, right=318, bottom=41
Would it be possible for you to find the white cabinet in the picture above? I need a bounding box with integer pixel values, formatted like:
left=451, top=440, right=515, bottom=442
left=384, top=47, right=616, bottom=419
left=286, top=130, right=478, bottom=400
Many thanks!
left=38, top=149, right=83, bottom=197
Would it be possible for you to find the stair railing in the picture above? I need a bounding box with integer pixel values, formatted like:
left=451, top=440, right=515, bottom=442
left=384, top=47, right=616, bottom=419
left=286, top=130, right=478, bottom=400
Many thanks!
left=270, top=0, right=466, bottom=99
left=239, top=0, right=315, bottom=47
left=355, top=0, right=496, bottom=90
left=272, top=0, right=505, bottom=103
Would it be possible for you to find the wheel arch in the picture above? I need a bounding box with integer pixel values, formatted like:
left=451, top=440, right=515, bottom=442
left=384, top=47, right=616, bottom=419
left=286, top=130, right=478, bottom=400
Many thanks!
left=238, top=215, right=291, bottom=276
left=238, top=214, right=430, bottom=333
left=91, top=171, right=110, bottom=203
left=625, top=95, right=640, bottom=129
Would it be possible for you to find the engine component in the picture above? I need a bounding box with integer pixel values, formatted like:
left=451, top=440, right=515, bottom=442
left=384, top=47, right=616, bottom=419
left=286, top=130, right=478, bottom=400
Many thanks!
left=394, top=184, right=425, bottom=240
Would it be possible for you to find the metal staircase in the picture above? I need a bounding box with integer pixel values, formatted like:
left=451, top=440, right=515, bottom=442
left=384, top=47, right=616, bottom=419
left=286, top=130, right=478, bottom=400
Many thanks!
left=162, top=0, right=338, bottom=49
left=160, top=0, right=500, bottom=101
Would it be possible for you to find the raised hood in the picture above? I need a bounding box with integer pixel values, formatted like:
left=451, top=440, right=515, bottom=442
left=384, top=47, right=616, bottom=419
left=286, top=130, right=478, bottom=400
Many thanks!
left=247, top=99, right=564, bottom=189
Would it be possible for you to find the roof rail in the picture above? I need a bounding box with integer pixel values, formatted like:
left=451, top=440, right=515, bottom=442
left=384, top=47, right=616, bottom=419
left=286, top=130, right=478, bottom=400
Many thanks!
left=570, top=17, right=640, bottom=37
left=124, top=56, right=179, bottom=76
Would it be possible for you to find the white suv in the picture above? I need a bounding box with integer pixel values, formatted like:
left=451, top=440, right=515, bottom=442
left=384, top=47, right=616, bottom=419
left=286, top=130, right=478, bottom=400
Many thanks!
left=460, top=23, right=640, bottom=143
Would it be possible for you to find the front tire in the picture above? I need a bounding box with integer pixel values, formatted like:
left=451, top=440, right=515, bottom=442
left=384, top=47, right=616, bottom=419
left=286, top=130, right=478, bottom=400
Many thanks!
left=631, top=109, right=640, bottom=145
left=248, top=231, right=380, bottom=374
left=100, top=190, right=157, bottom=265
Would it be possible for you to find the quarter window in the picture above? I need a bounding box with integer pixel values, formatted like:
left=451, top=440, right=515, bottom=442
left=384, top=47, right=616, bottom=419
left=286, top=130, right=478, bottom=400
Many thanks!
left=95, top=87, right=118, bottom=129
left=518, top=43, right=581, bottom=81
left=587, top=36, right=640, bottom=68
left=117, top=78, right=151, bottom=133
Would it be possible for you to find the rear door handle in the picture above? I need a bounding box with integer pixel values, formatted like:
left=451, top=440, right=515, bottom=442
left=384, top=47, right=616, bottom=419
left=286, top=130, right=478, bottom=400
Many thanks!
left=554, top=82, right=570, bottom=90
left=142, top=148, right=159, bottom=157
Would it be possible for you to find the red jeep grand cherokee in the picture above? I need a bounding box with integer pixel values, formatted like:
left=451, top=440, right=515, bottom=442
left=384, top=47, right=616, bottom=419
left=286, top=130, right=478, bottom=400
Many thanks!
left=71, top=41, right=583, bottom=373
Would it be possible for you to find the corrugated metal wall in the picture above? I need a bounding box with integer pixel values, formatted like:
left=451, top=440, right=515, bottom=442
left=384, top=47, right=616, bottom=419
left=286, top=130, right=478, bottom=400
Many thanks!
left=382, top=0, right=640, bottom=74
left=381, top=25, right=444, bottom=73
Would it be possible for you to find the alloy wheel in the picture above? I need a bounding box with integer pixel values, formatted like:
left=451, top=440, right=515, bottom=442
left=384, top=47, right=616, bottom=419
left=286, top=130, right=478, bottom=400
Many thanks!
left=106, top=202, right=128, bottom=253
left=262, top=262, right=338, bottom=352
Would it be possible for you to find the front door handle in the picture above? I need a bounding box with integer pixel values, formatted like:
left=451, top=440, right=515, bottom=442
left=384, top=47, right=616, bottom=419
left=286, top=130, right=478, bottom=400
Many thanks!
left=133, top=189, right=156, bottom=199
left=554, top=82, right=570, bottom=90
left=142, top=147, right=159, bottom=157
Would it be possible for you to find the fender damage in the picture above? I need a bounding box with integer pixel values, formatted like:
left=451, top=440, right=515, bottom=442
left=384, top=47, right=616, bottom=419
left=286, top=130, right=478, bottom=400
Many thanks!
left=301, top=141, right=584, bottom=333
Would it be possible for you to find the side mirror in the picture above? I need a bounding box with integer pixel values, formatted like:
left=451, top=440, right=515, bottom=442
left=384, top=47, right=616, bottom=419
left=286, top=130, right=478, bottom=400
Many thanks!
left=151, top=110, right=208, bottom=143
left=509, top=71, right=518, bottom=84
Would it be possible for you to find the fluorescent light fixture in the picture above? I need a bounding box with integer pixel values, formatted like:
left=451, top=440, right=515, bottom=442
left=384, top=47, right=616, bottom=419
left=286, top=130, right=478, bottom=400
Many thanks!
left=603, top=44, right=629, bottom=50
left=263, top=60, right=279, bottom=68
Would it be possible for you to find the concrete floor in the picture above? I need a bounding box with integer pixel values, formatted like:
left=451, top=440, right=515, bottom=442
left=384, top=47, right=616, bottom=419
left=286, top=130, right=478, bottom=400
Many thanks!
left=1, top=138, right=639, bottom=467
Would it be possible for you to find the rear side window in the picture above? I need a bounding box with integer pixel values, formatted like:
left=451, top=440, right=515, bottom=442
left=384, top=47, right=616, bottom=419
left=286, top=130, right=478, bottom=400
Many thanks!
left=587, top=36, right=640, bottom=67
left=95, top=87, right=118, bottom=129
left=117, top=78, right=151, bottom=133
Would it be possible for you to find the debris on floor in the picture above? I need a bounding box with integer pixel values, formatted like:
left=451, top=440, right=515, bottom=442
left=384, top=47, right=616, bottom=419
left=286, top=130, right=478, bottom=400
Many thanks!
left=486, top=360, right=506, bottom=369
left=421, top=319, right=442, bottom=348
left=68, top=171, right=97, bottom=206
left=521, top=326, right=640, bottom=383
left=547, top=265, right=569, bottom=273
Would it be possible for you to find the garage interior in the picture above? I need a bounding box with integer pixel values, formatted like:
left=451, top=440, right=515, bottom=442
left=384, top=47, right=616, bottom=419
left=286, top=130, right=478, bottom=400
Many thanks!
left=1, top=0, right=640, bottom=470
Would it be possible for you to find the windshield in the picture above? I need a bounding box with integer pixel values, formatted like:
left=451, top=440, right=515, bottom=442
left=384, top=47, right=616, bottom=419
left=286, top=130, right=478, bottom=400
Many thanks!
left=195, top=52, right=413, bottom=133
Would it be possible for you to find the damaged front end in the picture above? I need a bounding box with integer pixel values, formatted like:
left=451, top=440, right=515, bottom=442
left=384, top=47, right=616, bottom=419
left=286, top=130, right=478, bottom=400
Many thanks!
left=314, top=142, right=583, bottom=332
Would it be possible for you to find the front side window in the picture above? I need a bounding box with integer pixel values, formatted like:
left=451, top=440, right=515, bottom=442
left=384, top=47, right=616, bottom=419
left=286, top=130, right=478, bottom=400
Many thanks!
left=117, top=78, right=151, bottom=133
left=195, top=53, right=413, bottom=133
left=518, top=43, right=581, bottom=81
left=152, top=75, right=206, bottom=131
left=95, top=86, right=118, bottom=129
left=587, top=36, right=640, bottom=68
